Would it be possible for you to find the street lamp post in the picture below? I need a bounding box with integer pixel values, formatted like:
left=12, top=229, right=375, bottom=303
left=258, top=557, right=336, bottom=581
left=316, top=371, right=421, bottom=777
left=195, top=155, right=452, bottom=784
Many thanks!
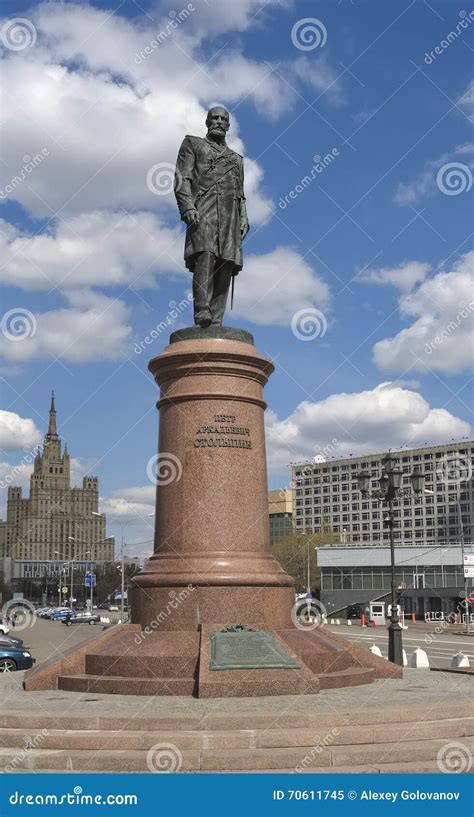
left=357, top=454, right=425, bottom=666
left=55, top=552, right=75, bottom=608
left=92, top=512, right=154, bottom=621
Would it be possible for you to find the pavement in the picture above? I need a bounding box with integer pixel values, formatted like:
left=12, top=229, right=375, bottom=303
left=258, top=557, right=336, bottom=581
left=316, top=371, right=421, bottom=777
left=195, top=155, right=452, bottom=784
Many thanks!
left=324, top=621, right=474, bottom=669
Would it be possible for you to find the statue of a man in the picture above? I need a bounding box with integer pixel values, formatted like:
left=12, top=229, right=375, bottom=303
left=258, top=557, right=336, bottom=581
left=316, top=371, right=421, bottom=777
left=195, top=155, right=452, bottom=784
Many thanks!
left=174, top=106, right=249, bottom=328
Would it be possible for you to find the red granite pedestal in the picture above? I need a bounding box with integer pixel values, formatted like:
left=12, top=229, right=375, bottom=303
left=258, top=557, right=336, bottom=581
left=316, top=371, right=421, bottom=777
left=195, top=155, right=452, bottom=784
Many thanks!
left=24, top=328, right=401, bottom=696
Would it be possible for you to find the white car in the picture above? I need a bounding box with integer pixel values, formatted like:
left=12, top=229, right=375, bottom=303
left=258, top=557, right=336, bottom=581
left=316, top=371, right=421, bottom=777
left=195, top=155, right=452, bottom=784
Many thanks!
left=0, top=621, right=10, bottom=635
left=108, top=605, right=119, bottom=612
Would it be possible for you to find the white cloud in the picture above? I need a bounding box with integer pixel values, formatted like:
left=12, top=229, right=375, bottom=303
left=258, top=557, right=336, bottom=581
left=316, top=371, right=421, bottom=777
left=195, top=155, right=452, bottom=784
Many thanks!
left=265, top=382, right=471, bottom=474
left=373, top=251, right=474, bottom=374
left=233, top=247, right=330, bottom=325
left=0, top=290, right=132, bottom=363
left=291, top=56, right=345, bottom=105
left=358, top=261, right=430, bottom=293
left=100, top=485, right=155, bottom=521
left=0, top=410, right=42, bottom=452
left=0, top=2, right=313, bottom=220
left=0, top=212, right=183, bottom=291
left=394, top=143, right=474, bottom=205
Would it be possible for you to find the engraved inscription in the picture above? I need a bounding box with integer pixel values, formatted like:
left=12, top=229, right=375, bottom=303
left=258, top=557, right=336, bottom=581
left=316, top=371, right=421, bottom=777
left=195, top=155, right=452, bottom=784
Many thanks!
left=194, top=413, right=252, bottom=450
left=210, top=628, right=300, bottom=671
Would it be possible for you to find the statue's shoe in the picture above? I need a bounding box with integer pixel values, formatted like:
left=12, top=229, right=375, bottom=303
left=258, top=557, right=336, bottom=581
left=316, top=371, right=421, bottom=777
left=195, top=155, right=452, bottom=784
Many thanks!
left=195, top=313, right=212, bottom=328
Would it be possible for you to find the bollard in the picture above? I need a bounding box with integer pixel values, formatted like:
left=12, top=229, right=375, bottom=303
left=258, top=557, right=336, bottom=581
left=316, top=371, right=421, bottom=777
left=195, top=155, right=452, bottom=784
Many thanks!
left=411, top=612, right=416, bottom=623
left=330, top=619, right=335, bottom=625
left=361, top=613, right=366, bottom=627
left=370, top=644, right=382, bottom=657
left=402, top=649, right=408, bottom=667
left=347, top=619, right=352, bottom=626
left=411, top=647, right=429, bottom=669
left=451, top=651, right=470, bottom=668
left=335, top=619, right=340, bottom=625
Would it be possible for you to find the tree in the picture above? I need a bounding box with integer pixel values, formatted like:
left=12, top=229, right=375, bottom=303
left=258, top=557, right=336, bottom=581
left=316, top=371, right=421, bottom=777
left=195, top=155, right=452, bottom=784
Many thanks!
left=270, top=529, right=339, bottom=594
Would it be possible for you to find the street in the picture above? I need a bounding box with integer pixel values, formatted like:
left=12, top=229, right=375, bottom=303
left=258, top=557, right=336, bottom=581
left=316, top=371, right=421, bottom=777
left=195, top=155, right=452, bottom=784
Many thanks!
left=325, top=621, right=474, bottom=670
left=4, top=614, right=113, bottom=665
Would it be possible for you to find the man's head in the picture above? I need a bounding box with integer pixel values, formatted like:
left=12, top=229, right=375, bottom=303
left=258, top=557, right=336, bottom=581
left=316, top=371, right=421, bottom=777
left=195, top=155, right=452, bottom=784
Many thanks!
left=206, top=106, right=230, bottom=139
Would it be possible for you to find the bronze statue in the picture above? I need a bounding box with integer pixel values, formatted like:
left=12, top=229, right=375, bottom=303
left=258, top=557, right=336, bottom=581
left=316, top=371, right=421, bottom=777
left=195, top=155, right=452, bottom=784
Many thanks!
left=174, top=107, right=249, bottom=328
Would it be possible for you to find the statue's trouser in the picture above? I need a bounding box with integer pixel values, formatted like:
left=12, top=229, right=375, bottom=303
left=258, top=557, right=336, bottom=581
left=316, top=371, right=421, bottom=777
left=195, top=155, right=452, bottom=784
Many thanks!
left=192, top=252, right=234, bottom=325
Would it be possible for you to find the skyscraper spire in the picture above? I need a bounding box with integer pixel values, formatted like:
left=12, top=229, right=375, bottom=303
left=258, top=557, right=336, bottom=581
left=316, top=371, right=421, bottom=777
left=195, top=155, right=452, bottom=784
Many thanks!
left=47, top=390, right=58, bottom=439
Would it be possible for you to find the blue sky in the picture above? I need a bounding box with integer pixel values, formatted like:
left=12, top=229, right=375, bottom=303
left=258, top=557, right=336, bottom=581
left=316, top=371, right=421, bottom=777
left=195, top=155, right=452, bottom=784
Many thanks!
left=0, top=0, right=472, bottom=554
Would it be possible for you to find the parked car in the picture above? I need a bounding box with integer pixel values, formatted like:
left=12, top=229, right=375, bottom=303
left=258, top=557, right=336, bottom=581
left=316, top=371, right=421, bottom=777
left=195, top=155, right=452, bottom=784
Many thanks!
left=0, top=635, right=24, bottom=648
left=48, top=609, right=73, bottom=620
left=0, top=645, right=35, bottom=672
left=108, top=605, right=119, bottom=612
left=63, top=612, right=100, bottom=626
left=0, top=620, right=10, bottom=636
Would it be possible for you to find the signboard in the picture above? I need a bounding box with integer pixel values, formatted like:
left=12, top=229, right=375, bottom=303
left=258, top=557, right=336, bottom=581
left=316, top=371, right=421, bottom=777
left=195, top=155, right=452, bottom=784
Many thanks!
left=62, top=586, right=68, bottom=593
left=114, top=591, right=128, bottom=600
left=463, top=567, right=474, bottom=578
left=84, top=574, right=97, bottom=588
left=463, top=554, right=474, bottom=565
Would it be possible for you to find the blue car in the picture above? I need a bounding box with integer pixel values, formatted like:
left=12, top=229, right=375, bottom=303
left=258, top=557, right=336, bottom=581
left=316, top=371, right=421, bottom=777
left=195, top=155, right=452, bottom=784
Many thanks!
left=50, top=610, right=76, bottom=621
left=0, top=645, right=35, bottom=672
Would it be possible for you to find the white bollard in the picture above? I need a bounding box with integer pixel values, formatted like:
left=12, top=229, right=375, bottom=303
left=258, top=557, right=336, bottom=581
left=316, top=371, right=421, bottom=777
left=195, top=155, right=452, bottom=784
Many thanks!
left=335, top=619, right=340, bottom=625
left=411, top=647, right=430, bottom=669
left=347, top=619, right=352, bottom=626
left=402, top=649, right=408, bottom=667
left=451, top=651, right=470, bottom=668
left=330, top=619, right=335, bottom=625
left=370, top=644, right=382, bottom=657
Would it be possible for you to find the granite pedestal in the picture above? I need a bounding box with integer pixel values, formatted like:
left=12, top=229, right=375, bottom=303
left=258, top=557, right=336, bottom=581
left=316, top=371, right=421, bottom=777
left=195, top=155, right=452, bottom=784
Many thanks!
left=25, top=328, right=401, bottom=696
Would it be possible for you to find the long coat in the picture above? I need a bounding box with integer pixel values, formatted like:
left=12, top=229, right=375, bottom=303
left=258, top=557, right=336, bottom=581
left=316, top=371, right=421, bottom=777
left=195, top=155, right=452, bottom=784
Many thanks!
left=174, top=135, right=247, bottom=273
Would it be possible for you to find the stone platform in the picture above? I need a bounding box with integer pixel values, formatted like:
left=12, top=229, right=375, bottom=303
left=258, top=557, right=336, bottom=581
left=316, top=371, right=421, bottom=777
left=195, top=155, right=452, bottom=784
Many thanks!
left=24, top=622, right=400, bottom=697
left=6, top=670, right=474, bottom=772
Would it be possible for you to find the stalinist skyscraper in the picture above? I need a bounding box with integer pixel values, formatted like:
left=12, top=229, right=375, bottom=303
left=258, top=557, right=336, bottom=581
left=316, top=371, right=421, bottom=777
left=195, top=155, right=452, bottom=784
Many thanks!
left=1, top=393, right=114, bottom=564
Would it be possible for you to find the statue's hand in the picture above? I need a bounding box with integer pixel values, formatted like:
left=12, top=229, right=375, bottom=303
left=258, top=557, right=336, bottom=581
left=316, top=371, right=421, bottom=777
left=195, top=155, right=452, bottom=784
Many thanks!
left=183, top=209, right=200, bottom=227
left=240, top=219, right=249, bottom=239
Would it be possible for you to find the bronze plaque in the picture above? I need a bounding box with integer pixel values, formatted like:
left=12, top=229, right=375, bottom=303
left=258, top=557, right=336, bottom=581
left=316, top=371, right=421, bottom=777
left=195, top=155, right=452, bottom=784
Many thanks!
left=210, top=624, right=299, bottom=671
